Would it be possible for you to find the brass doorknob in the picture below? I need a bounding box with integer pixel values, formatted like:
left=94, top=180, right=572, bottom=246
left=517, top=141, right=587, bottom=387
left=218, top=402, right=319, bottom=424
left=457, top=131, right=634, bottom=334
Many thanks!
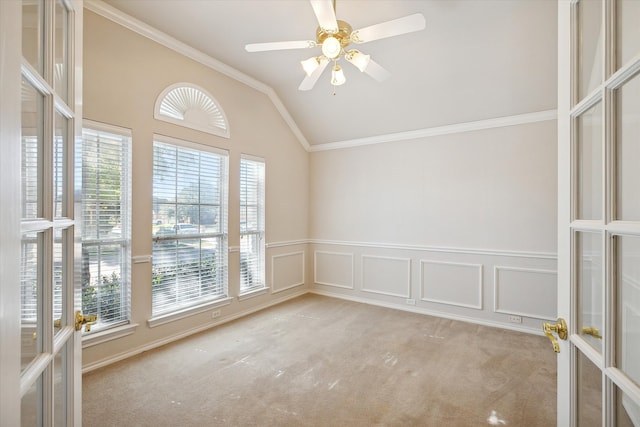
left=75, top=311, right=98, bottom=332
left=543, top=318, right=568, bottom=353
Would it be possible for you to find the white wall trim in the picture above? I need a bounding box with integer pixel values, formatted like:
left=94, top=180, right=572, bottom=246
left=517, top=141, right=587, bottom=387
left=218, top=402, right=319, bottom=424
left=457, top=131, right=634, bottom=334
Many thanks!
left=309, top=109, right=558, bottom=152
left=311, top=239, right=557, bottom=260
left=361, top=255, right=411, bottom=298
left=420, top=260, right=483, bottom=310
left=84, top=0, right=310, bottom=151
left=266, top=239, right=309, bottom=249
left=271, top=251, right=305, bottom=294
left=83, top=289, right=307, bottom=373
left=309, top=289, right=545, bottom=336
left=314, top=251, right=354, bottom=289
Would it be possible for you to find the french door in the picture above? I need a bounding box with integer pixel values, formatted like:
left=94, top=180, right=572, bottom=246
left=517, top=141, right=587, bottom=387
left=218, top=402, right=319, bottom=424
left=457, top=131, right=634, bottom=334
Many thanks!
left=0, top=0, right=83, bottom=425
left=557, top=0, right=640, bottom=425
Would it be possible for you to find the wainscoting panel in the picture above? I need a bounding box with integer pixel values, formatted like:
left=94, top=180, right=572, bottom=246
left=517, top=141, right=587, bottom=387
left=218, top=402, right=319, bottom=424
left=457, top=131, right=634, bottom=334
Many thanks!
left=314, top=251, right=354, bottom=289
left=271, top=251, right=305, bottom=294
left=310, top=240, right=558, bottom=334
left=361, top=255, right=411, bottom=298
left=421, top=260, right=483, bottom=309
left=494, top=266, right=557, bottom=320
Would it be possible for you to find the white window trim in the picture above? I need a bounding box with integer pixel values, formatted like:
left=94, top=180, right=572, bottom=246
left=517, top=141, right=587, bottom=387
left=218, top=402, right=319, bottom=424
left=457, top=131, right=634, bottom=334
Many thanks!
left=239, top=154, right=266, bottom=293
left=151, top=134, right=230, bottom=318
left=147, top=297, right=233, bottom=328
left=81, top=120, right=133, bottom=332
left=238, top=287, right=270, bottom=301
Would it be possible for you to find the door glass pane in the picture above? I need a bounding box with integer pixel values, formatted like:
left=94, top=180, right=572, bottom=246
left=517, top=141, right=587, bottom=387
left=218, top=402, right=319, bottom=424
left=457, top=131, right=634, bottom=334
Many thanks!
left=617, top=236, right=640, bottom=388
left=54, top=0, right=68, bottom=101
left=617, top=0, right=640, bottom=70
left=578, top=0, right=603, bottom=101
left=576, top=102, right=603, bottom=220
left=577, top=350, right=602, bottom=426
left=615, top=385, right=640, bottom=427
left=22, top=78, right=44, bottom=219
left=21, top=231, right=42, bottom=372
left=577, top=231, right=603, bottom=353
left=22, top=0, right=44, bottom=74
left=54, top=112, right=68, bottom=218
left=21, top=373, right=43, bottom=427
left=54, top=346, right=67, bottom=426
left=615, top=72, right=640, bottom=221
left=53, top=229, right=64, bottom=336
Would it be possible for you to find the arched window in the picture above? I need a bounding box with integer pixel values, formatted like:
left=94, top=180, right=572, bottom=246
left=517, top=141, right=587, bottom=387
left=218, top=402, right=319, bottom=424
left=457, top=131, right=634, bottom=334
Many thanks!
left=154, top=83, right=229, bottom=138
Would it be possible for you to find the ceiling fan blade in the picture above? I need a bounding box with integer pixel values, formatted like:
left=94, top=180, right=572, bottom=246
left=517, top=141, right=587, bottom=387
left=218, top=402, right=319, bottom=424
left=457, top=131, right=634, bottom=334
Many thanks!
left=309, top=0, right=338, bottom=32
left=298, top=58, right=329, bottom=91
left=363, top=59, right=391, bottom=82
left=350, top=13, right=426, bottom=44
left=245, top=40, right=315, bottom=52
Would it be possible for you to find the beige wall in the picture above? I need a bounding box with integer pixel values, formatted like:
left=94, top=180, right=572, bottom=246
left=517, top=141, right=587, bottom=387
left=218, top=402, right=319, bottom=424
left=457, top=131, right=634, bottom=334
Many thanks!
left=82, top=11, right=309, bottom=369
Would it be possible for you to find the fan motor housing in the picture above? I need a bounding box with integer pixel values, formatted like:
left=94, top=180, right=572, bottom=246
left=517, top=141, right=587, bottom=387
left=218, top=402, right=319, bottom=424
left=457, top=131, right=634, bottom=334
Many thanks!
left=316, top=19, right=352, bottom=48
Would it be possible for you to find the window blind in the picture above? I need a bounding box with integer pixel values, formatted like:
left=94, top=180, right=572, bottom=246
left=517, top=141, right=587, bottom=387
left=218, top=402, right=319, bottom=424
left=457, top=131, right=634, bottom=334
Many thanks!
left=80, top=125, right=132, bottom=328
left=152, top=140, right=228, bottom=315
left=240, top=157, right=265, bottom=292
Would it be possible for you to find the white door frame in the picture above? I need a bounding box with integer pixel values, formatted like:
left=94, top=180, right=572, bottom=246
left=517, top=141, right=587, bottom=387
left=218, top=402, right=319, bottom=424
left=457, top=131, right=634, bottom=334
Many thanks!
left=0, top=0, right=83, bottom=425
left=0, top=0, right=25, bottom=423
left=557, top=1, right=572, bottom=426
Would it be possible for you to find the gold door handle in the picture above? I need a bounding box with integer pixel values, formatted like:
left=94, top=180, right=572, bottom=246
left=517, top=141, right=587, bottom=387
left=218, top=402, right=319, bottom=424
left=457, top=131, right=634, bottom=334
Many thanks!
left=543, top=318, right=568, bottom=353
left=75, top=311, right=98, bottom=332
left=582, top=326, right=602, bottom=339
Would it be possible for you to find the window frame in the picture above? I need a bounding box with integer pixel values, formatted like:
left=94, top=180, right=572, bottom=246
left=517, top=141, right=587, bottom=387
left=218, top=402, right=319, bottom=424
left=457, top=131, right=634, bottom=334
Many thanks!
left=79, top=120, right=132, bottom=333
left=150, top=134, right=229, bottom=322
left=239, top=154, right=266, bottom=296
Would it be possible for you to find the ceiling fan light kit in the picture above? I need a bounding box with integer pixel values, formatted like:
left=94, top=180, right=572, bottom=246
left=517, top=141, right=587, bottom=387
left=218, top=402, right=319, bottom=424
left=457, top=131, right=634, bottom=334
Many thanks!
left=245, top=0, right=426, bottom=93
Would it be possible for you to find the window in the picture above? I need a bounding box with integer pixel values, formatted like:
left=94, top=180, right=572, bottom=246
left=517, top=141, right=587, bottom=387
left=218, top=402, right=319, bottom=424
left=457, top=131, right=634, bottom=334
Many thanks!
left=240, top=156, right=265, bottom=292
left=154, top=83, right=230, bottom=139
left=152, top=138, right=228, bottom=316
left=80, top=122, right=132, bottom=330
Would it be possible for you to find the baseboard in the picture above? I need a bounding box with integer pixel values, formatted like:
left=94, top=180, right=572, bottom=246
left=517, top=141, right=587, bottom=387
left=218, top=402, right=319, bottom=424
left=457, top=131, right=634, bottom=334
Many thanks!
left=309, top=289, right=545, bottom=336
left=82, top=288, right=308, bottom=373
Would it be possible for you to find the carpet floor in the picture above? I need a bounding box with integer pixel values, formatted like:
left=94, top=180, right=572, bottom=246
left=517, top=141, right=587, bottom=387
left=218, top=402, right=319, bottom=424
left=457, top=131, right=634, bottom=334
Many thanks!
left=83, top=294, right=556, bottom=426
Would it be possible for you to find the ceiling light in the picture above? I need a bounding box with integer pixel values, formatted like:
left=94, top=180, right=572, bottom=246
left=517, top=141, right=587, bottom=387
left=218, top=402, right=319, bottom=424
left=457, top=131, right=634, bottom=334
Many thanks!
left=301, top=57, right=321, bottom=77
left=321, top=36, right=342, bottom=59
left=345, top=50, right=370, bottom=72
left=331, top=64, right=346, bottom=86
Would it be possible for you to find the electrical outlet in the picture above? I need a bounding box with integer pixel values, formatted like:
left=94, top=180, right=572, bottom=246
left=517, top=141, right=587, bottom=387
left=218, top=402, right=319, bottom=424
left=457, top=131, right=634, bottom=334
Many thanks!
left=406, top=299, right=416, bottom=306
left=509, top=315, right=522, bottom=324
left=212, top=310, right=221, bottom=319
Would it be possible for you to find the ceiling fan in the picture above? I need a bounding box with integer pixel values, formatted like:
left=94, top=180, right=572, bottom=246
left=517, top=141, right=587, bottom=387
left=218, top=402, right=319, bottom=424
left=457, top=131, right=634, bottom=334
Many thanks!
left=245, top=0, right=426, bottom=92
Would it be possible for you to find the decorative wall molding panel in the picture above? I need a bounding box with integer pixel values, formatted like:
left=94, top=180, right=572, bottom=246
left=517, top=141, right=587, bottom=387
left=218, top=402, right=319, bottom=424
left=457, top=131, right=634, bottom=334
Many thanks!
left=361, top=255, right=411, bottom=298
left=314, top=251, right=354, bottom=289
left=420, top=260, right=483, bottom=310
left=271, top=251, right=305, bottom=294
left=311, top=242, right=557, bottom=333
left=494, top=266, right=557, bottom=320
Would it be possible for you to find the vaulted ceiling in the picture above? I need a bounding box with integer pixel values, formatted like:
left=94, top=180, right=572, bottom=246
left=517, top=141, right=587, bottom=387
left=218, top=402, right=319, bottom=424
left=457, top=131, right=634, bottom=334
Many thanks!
left=98, top=0, right=557, bottom=147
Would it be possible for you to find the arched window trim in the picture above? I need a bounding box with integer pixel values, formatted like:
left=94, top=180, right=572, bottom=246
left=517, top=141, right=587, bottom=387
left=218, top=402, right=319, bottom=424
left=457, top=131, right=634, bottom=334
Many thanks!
left=154, top=82, right=230, bottom=139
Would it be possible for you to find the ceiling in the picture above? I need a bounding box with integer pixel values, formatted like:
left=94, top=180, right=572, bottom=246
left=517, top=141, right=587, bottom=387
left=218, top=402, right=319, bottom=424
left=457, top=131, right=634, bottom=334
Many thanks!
left=99, top=0, right=557, bottom=147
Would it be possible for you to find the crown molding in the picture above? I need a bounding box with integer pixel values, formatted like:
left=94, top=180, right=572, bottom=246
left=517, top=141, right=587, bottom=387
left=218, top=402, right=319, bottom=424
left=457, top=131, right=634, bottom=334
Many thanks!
left=84, top=0, right=310, bottom=151
left=309, top=109, right=558, bottom=152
